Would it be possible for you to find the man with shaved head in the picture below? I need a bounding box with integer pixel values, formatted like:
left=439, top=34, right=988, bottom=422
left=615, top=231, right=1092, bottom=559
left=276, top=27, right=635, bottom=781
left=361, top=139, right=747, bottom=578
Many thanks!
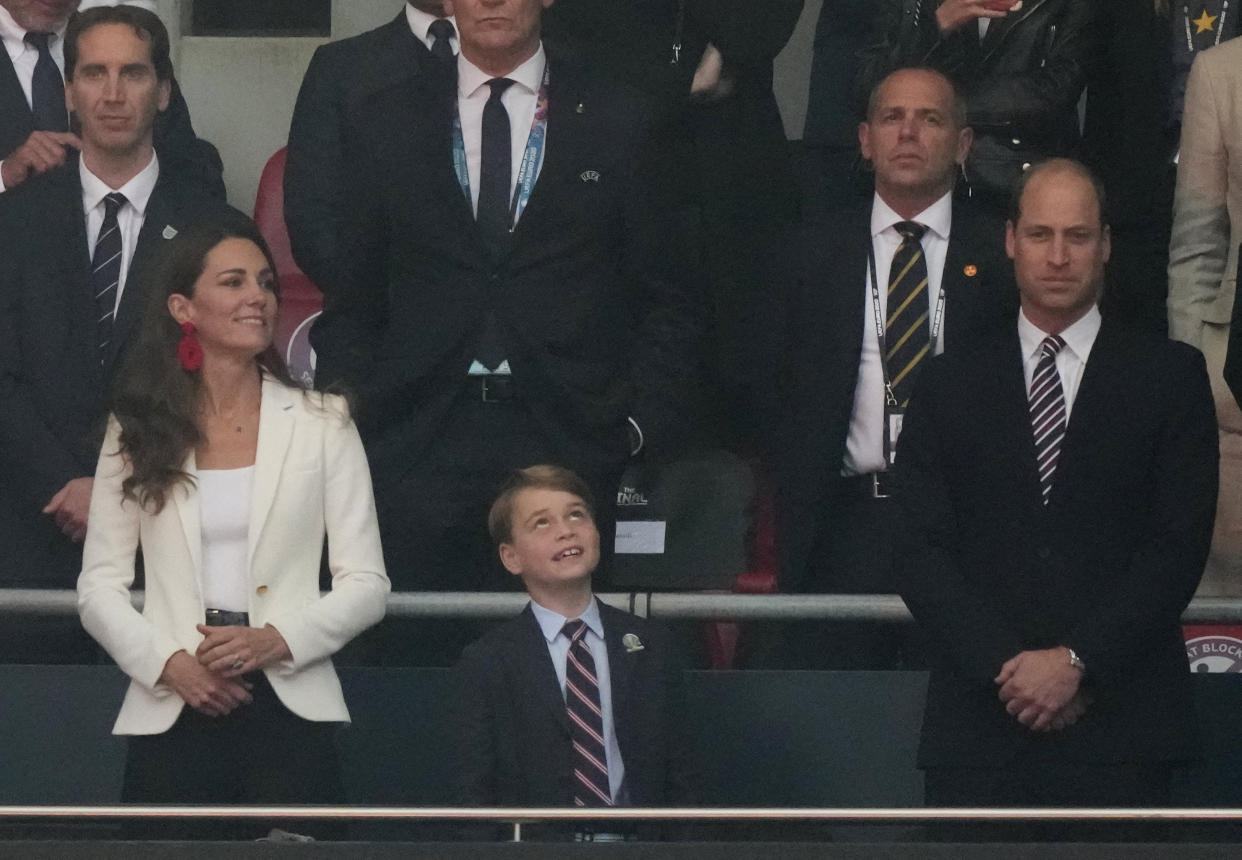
left=776, top=66, right=1015, bottom=668
left=895, top=159, right=1217, bottom=833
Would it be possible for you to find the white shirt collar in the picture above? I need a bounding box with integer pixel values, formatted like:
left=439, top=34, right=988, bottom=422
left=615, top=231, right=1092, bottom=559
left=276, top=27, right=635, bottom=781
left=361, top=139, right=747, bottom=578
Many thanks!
left=0, top=5, right=67, bottom=63
left=870, top=190, right=953, bottom=242
left=530, top=595, right=604, bottom=644
left=1018, top=304, right=1102, bottom=364
left=79, top=151, right=160, bottom=217
left=458, top=42, right=546, bottom=100
left=404, top=4, right=457, bottom=53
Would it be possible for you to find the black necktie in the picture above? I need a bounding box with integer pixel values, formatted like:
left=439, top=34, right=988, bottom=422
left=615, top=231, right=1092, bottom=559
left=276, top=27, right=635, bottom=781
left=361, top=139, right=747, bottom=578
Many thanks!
left=562, top=620, right=612, bottom=807
left=25, top=32, right=67, bottom=133
left=89, top=192, right=126, bottom=365
left=428, top=18, right=455, bottom=65
left=477, top=77, right=516, bottom=252
left=886, top=220, right=931, bottom=408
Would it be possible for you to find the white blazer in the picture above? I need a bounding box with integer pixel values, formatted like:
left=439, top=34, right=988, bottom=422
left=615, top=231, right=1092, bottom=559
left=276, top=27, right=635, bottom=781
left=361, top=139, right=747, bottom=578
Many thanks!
left=77, top=377, right=391, bottom=736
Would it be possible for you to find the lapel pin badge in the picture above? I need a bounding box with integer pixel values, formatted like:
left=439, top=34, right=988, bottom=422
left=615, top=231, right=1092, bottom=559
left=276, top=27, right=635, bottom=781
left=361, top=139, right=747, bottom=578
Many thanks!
left=621, top=633, right=644, bottom=653
left=162, top=225, right=178, bottom=240
left=963, top=264, right=978, bottom=277
left=580, top=170, right=601, bottom=183
left=576, top=102, right=585, bottom=114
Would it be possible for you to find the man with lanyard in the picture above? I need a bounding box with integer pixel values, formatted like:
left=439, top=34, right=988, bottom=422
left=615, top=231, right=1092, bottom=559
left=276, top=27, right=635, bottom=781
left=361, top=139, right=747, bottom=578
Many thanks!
left=774, top=66, right=1015, bottom=669
left=311, top=0, right=699, bottom=662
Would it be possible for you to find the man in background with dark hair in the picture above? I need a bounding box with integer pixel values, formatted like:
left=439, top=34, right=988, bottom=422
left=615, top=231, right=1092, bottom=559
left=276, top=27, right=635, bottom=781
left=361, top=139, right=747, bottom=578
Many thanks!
left=896, top=159, right=1216, bottom=835
left=0, top=6, right=239, bottom=659
left=0, top=0, right=222, bottom=197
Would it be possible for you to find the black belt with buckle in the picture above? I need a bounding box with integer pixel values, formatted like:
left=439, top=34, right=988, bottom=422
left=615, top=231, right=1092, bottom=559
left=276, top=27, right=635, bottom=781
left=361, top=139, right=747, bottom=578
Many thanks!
left=204, top=608, right=249, bottom=627
left=840, top=471, right=892, bottom=500
left=473, top=374, right=515, bottom=403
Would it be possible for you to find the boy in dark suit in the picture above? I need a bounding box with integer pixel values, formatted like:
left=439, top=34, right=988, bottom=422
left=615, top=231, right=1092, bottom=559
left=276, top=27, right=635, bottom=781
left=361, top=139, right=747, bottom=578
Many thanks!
left=453, top=465, right=692, bottom=828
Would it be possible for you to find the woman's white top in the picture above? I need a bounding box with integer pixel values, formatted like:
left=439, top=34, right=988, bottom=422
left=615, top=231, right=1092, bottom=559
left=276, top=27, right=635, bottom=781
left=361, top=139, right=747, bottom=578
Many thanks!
left=198, top=465, right=254, bottom=613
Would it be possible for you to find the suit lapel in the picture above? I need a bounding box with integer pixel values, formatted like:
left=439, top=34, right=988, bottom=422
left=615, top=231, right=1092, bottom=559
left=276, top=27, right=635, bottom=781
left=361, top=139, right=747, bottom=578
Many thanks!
left=507, top=64, right=576, bottom=251
left=518, top=606, right=573, bottom=734
left=0, top=50, right=33, bottom=151
left=992, top=329, right=1047, bottom=509
left=599, top=604, right=636, bottom=736
left=108, top=176, right=176, bottom=369
left=941, top=207, right=990, bottom=349
left=1050, top=319, right=1121, bottom=504
left=411, top=78, right=479, bottom=249
left=51, top=164, right=100, bottom=390
left=247, top=376, right=295, bottom=570
left=174, top=447, right=203, bottom=595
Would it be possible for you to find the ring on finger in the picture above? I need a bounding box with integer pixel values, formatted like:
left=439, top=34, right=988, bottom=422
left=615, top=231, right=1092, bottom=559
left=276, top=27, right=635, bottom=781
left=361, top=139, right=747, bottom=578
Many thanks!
left=230, top=657, right=245, bottom=671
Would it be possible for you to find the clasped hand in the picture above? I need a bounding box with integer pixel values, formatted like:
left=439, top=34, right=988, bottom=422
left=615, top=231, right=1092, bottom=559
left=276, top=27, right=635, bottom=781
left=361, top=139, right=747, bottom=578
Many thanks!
left=995, top=647, right=1089, bottom=732
left=158, top=625, right=291, bottom=717
left=935, top=0, right=1022, bottom=35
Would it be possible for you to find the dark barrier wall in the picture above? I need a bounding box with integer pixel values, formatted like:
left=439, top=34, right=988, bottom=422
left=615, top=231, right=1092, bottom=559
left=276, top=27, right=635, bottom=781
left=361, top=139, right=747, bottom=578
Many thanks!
left=2, top=668, right=1241, bottom=809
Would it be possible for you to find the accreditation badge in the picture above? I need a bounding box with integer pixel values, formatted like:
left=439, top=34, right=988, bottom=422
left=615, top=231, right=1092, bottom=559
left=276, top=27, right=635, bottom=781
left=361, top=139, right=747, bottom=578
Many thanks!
left=884, top=404, right=905, bottom=467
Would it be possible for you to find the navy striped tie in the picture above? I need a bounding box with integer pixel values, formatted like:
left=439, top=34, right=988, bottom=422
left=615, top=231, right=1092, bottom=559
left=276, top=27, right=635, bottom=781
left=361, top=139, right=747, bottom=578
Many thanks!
left=562, top=620, right=612, bottom=807
left=89, top=192, right=126, bottom=365
left=1029, top=335, right=1067, bottom=504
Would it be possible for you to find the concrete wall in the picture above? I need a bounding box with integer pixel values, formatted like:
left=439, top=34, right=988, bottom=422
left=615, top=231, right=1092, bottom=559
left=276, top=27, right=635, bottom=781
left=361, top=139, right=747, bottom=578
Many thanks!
left=161, top=0, right=820, bottom=210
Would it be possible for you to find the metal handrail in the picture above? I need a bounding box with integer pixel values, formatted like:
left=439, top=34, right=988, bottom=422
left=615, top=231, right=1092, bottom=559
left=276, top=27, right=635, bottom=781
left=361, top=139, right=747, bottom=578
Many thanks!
left=5, top=805, right=1242, bottom=820
left=5, top=589, right=1242, bottom=623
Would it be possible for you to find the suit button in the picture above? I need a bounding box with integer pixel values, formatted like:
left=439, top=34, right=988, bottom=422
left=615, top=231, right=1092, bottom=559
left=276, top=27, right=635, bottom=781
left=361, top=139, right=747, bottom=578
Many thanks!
left=1011, top=137, right=1022, bottom=146
left=256, top=585, right=268, bottom=595
left=490, top=273, right=501, bottom=283
left=1036, top=547, right=1051, bottom=560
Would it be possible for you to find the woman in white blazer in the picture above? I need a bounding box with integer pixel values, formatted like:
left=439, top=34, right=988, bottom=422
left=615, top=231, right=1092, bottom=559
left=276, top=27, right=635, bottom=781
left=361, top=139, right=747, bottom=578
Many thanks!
left=77, top=218, right=390, bottom=837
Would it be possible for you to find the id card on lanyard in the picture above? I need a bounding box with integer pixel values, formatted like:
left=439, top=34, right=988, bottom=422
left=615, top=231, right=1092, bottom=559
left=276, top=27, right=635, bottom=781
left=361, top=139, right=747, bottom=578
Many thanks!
left=452, top=65, right=551, bottom=230
left=866, top=245, right=945, bottom=466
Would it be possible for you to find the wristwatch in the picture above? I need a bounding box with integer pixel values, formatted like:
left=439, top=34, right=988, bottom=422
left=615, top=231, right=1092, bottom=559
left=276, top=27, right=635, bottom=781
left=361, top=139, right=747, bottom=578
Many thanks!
left=1066, top=647, right=1086, bottom=673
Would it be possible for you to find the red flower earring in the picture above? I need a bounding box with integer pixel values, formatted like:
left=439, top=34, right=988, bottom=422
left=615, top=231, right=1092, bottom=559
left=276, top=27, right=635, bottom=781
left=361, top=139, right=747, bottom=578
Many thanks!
left=177, top=321, right=203, bottom=371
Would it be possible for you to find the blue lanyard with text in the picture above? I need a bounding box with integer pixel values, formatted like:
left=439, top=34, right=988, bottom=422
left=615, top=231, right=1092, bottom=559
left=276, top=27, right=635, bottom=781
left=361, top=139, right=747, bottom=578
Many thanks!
left=452, top=65, right=550, bottom=231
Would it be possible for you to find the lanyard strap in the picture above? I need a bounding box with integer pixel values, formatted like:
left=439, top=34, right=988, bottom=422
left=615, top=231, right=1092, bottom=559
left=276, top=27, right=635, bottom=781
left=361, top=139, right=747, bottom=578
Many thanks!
left=452, top=65, right=551, bottom=230
left=866, top=242, right=946, bottom=406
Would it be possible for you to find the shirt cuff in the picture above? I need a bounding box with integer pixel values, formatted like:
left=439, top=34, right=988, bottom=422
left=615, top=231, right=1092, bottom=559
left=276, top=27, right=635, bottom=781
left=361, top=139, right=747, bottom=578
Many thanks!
left=0, top=161, right=8, bottom=193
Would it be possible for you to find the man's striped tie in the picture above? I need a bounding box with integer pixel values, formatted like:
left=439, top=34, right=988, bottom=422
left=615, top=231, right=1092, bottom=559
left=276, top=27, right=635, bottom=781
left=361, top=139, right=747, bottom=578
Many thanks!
left=886, top=220, right=930, bottom=408
left=562, top=620, right=612, bottom=807
left=1029, top=335, right=1068, bottom=504
left=89, top=192, right=126, bottom=366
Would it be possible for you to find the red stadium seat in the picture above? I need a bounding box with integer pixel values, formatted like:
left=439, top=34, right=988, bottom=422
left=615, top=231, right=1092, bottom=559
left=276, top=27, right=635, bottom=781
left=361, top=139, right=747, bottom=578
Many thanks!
left=253, top=147, right=322, bottom=388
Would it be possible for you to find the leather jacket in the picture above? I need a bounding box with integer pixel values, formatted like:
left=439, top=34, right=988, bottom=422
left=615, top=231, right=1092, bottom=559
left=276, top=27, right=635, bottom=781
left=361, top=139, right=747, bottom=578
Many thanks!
left=860, top=0, right=1103, bottom=207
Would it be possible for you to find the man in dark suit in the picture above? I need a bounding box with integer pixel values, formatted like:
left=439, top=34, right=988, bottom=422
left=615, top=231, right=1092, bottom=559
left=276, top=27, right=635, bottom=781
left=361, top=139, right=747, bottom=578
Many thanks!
left=0, top=0, right=223, bottom=198
left=895, top=159, right=1217, bottom=832
left=773, top=67, right=1015, bottom=668
left=284, top=1, right=457, bottom=291
left=454, top=465, right=691, bottom=829
left=543, top=0, right=802, bottom=451
left=0, top=6, right=239, bottom=658
left=312, top=0, right=699, bottom=602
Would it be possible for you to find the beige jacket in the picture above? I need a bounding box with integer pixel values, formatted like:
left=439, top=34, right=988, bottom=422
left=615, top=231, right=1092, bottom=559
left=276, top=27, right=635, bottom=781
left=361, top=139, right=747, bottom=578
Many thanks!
left=1168, top=37, right=1242, bottom=347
